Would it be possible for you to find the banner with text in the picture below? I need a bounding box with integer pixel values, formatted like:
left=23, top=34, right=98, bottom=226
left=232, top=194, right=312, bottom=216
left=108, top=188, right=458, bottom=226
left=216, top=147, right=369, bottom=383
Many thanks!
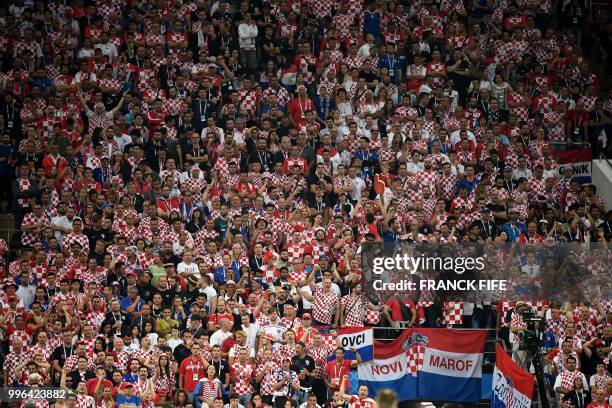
left=553, top=146, right=592, bottom=182
left=358, top=329, right=486, bottom=403
left=328, top=327, right=374, bottom=363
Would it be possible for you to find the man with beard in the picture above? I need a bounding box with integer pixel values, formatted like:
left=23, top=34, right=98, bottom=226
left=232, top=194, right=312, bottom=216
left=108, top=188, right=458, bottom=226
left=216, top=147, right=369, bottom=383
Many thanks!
left=160, top=241, right=181, bottom=266
left=249, top=137, right=273, bottom=172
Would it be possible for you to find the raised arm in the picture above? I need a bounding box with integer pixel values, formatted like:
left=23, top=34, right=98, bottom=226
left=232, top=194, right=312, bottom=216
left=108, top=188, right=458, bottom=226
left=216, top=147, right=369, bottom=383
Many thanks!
left=110, top=93, right=126, bottom=115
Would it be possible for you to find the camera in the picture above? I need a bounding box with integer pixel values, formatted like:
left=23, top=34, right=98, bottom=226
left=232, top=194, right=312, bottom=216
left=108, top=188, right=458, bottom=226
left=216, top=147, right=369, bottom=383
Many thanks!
left=517, top=306, right=551, bottom=408
left=519, top=307, right=545, bottom=351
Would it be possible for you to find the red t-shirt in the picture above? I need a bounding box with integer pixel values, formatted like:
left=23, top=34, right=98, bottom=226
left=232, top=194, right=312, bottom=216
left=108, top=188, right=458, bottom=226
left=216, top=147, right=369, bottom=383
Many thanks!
left=178, top=356, right=207, bottom=393
left=385, top=298, right=416, bottom=322
left=324, top=359, right=353, bottom=391
left=208, top=313, right=235, bottom=328
left=86, top=378, right=115, bottom=396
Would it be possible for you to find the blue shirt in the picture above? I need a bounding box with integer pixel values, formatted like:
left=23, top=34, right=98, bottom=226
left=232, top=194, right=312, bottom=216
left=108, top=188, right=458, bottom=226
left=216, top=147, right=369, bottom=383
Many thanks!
left=0, top=144, right=16, bottom=175
left=378, top=54, right=404, bottom=82
left=382, top=230, right=398, bottom=243
left=119, top=296, right=144, bottom=313
left=363, top=11, right=381, bottom=37
left=457, top=177, right=480, bottom=195
left=116, top=394, right=141, bottom=406
left=122, top=373, right=139, bottom=383
left=213, top=267, right=230, bottom=284
left=354, top=150, right=378, bottom=178
left=315, top=96, right=334, bottom=120
left=501, top=222, right=527, bottom=242
left=31, top=78, right=53, bottom=94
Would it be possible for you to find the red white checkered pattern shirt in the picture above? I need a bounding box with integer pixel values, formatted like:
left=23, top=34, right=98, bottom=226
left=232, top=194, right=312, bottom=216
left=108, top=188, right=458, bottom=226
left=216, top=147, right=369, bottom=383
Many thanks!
left=575, top=319, right=599, bottom=341
left=238, top=88, right=260, bottom=119
left=442, top=302, right=463, bottom=326
left=262, top=86, right=290, bottom=107
left=312, top=288, right=340, bottom=325
left=256, top=360, right=281, bottom=395
left=4, top=350, right=31, bottom=385
left=63, top=233, right=90, bottom=253
left=231, top=362, right=255, bottom=395
left=21, top=212, right=50, bottom=247
left=341, top=294, right=366, bottom=327
left=308, top=344, right=332, bottom=379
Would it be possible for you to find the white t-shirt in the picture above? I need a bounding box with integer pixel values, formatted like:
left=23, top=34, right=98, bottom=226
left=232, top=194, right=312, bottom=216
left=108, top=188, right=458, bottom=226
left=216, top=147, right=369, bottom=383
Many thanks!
left=196, top=286, right=217, bottom=311
left=167, top=338, right=183, bottom=351
left=51, top=215, right=73, bottom=243
left=94, top=42, right=118, bottom=62
left=350, top=176, right=366, bottom=200
left=210, top=329, right=233, bottom=347
left=406, top=161, right=424, bottom=175
left=242, top=323, right=260, bottom=350
left=521, top=263, right=540, bottom=279
left=357, top=43, right=372, bottom=57
left=300, top=285, right=313, bottom=310
left=114, top=134, right=133, bottom=152
left=177, top=261, right=200, bottom=278
left=261, top=322, right=287, bottom=350
left=77, top=47, right=95, bottom=60
left=449, top=129, right=476, bottom=147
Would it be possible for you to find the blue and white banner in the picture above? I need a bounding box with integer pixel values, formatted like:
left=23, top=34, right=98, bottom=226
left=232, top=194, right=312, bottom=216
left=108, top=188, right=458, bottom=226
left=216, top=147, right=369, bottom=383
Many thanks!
left=329, top=327, right=374, bottom=363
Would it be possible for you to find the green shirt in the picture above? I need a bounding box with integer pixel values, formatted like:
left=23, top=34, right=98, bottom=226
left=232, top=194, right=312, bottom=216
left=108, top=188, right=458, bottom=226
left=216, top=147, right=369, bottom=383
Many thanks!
left=149, top=265, right=166, bottom=286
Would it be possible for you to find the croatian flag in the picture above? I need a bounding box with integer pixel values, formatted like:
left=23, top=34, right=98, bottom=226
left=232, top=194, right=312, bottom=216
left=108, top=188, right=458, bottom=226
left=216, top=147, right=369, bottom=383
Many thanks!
left=358, top=337, right=417, bottom=401
left=417, top=329, right=486, bottom=402
left=328, top=327, right=374, bottom=363
left=492, top=343, right=534, bottom=408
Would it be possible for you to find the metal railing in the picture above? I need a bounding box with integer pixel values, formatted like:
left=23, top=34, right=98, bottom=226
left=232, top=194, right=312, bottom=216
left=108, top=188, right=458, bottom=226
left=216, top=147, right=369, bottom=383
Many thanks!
left=0, top=228, right=14, bottom=244
left=600, top=152, right=612, bottom=169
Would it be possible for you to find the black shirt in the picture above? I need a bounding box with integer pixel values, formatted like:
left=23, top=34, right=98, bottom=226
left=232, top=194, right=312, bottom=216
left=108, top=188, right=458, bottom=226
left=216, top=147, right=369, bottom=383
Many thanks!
left=447, top=58, right=471, bottom=90
left=292, top=354, right=316, bottom=388
left=210, top=358, right=230, bottom=385
left=157, top=288, right=177, bottom=308
left=173, top=343, right=191, bottom=366
left=84, top=226, right=114, bottom=250
left=137, top=283, right=157, bottom=303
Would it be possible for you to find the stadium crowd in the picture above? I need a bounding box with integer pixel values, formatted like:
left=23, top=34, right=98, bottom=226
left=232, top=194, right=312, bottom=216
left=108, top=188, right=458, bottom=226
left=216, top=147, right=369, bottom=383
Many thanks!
left=0, top=0, right=610, bottom=407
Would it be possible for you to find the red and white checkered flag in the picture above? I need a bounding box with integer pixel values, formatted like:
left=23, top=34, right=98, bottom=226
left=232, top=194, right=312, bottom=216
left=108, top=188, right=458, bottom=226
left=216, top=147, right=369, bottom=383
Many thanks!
left=406, top=344, right=425, bottom=375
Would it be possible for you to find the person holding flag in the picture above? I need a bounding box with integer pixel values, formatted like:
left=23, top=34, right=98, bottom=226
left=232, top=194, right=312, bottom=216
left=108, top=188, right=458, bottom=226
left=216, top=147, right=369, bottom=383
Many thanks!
left=324, top=347, right=362, bottom=400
